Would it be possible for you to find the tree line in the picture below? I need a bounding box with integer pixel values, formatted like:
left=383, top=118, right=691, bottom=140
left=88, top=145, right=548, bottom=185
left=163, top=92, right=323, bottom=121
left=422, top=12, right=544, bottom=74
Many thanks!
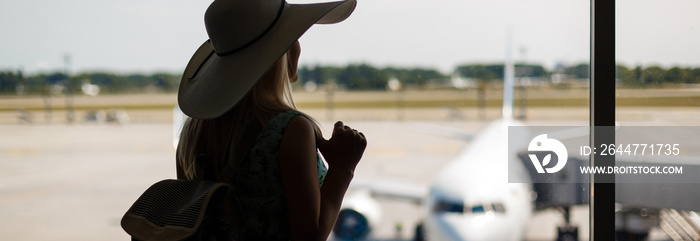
left=617, top=65, right=700, bottom=86
left=2, top=63, right=700, bottom=95
left=0, top=71, right=181, bottom=95
left=297, top=64, right=445, bottom=90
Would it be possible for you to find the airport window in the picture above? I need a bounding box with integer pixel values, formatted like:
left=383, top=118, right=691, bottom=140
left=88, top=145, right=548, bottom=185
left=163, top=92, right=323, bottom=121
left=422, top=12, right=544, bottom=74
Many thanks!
left=11, top=0, right=690, bottom=240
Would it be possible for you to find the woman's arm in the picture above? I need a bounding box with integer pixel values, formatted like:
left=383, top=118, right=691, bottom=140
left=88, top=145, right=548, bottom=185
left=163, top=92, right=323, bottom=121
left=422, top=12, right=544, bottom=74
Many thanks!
left=279, top=116, right=366, bottom=241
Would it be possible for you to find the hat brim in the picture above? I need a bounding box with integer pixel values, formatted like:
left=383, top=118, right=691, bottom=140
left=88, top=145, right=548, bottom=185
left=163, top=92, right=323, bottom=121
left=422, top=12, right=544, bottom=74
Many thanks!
left=178, top=0, right=356, bottom=119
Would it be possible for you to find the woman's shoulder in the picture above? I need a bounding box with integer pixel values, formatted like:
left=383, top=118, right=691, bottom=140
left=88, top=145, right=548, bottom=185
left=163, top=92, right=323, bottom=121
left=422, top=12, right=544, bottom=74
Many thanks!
left=286, top=114, right=314, bottom=134
left=258, top=109, right=312, bottom=136
left=265, top=109, right=298, bottom=123
left=264, top=109, right=312, bottom=127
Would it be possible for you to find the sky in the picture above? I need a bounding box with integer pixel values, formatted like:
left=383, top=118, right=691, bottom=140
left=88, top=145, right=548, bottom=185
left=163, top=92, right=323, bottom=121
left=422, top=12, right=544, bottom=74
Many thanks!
left=0, top=0, right=699, bottom=75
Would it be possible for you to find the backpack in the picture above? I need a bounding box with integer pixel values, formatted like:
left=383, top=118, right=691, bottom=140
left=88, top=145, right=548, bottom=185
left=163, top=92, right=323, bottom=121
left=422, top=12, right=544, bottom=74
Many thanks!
left=121, top=121, right=262, bottom=241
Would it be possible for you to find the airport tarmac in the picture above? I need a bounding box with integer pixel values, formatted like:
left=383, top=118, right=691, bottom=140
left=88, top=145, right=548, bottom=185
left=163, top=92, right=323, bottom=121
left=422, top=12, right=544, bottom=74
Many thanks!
left=0, top=120, right=555, bottom=241
left=1, top=106, right=695, bottom=240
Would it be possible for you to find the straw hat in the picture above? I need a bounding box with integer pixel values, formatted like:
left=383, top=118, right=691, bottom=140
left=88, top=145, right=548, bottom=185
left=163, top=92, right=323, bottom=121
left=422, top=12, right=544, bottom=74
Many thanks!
left=178, top=0, right=356, bottom=119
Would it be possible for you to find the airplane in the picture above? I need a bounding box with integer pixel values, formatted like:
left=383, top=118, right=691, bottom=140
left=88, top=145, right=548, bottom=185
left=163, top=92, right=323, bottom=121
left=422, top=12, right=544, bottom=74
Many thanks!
left=330, top=32, right=541, bottom=241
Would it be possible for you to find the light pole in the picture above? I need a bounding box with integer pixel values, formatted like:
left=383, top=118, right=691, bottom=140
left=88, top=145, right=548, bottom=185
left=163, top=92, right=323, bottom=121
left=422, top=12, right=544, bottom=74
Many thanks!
left=325, top=80, right=336, bottom=121
left=64, top=53, right=74, bottom=124
left=387, top=77, right=403, bottom=121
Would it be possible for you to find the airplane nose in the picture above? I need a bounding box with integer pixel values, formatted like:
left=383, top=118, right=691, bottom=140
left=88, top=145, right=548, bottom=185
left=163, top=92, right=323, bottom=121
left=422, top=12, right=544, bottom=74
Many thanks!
left=428, top=199, right=512, bottom=241
left=428, top=212, right=514, bottom=241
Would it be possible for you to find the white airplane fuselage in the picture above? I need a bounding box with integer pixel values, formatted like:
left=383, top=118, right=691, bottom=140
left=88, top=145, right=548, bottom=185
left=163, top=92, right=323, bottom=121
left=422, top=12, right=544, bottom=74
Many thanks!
left=423, top=118, right=533, bottom=241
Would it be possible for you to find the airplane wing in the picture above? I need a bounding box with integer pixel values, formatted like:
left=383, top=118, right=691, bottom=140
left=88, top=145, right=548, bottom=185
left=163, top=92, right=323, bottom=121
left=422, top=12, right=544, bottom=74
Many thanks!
left=334, top=177, right=428, bottom=240
left=341, top=121, right=471, bottom=204
left=336, top=122, right=467, bottom=205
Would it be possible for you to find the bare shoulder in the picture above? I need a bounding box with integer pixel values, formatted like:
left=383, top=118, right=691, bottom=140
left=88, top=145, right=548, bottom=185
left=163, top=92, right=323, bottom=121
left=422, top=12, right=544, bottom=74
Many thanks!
left=286, top=115, right=314, bottom=136
left=279, top=114, right=317, bottom=169
left=281, top=115, right=316, bottom=150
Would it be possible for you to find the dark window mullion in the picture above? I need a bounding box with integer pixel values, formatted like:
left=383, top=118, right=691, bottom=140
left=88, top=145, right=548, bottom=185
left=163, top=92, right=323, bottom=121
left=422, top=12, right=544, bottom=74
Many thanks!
left=591, top=0, right=616, bottom=240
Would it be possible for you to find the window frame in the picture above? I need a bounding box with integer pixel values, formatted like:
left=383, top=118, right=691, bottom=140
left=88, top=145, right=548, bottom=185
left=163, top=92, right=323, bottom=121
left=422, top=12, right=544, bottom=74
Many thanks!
left=590, top=0, right=616, bottom=239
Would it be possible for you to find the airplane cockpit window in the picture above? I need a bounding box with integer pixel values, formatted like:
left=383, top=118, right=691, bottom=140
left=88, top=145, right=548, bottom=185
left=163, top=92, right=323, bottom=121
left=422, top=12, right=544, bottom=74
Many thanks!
left=492, top=202, right=506, bottom=213
left=432, top=199, right=465, bottom=214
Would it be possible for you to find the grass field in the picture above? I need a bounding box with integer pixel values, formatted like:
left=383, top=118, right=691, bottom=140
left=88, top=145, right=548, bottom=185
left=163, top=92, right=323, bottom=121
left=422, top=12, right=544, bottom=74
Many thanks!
left=0, top=87, right=698, bottom=124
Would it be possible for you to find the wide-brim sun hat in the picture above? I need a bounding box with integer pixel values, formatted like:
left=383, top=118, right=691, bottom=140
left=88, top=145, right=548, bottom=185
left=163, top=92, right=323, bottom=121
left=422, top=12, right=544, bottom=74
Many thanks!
left=178, top=0, right=356, bottom=119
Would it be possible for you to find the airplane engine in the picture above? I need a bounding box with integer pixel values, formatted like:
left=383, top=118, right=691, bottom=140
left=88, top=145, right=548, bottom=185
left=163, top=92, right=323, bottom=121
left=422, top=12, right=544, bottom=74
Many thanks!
left=332, top=190, right=382, bottom=240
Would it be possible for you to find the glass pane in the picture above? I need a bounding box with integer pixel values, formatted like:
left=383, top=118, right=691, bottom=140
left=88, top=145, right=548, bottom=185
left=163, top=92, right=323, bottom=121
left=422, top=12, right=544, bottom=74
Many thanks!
left=0, top=1, right=591, bottom=241
left=293, top=1, right=591, bottom=240
left=616, top=0, right=700, bottom=240
left=1, top=1, right=212, bottom=240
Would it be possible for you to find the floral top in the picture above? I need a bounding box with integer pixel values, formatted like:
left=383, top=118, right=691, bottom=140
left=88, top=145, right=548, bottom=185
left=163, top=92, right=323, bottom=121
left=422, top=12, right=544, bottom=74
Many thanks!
left=230, top=110, right=327, bottom=240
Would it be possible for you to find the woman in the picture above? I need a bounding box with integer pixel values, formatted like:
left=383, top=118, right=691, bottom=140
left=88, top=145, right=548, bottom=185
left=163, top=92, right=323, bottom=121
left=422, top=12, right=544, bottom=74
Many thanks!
left=176, top=0, right=364, bottom=240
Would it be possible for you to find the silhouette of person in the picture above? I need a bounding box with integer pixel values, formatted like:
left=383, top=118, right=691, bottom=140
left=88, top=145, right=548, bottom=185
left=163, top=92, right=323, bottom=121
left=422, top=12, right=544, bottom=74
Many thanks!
left=176, top=0, right=365, bottom=240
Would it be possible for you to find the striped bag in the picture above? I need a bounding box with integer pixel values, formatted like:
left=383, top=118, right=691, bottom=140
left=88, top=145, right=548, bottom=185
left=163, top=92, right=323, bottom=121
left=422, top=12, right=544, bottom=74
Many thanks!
left=121, top=179, right=238, bottom=241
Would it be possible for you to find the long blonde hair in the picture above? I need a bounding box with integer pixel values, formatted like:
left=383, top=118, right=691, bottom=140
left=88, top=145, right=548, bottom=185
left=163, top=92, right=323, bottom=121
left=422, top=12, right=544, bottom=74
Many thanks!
left=177, top=52, right=322, bottom=180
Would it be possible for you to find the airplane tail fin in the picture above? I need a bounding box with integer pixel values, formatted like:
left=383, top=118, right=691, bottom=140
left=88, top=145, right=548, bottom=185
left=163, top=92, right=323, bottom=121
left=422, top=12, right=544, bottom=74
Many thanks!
left=502, top=28, right=515, bottom=120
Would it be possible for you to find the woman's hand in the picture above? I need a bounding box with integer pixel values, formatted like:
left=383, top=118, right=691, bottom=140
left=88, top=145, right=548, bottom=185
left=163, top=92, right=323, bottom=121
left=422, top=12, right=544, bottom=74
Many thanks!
left=316, top=121, right=367, bottom=172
